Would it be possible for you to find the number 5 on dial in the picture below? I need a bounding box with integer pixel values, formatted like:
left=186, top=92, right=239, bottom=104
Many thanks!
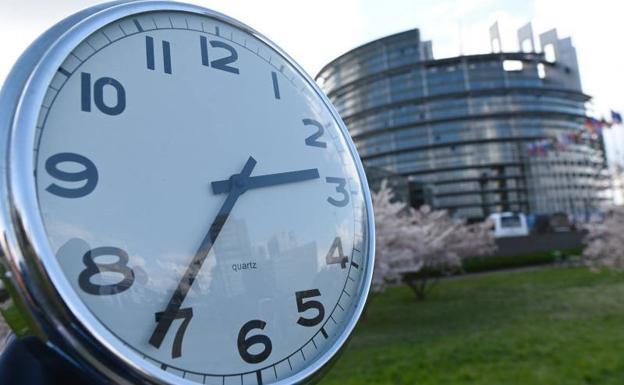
left=295, top=289, right=325, bottom=327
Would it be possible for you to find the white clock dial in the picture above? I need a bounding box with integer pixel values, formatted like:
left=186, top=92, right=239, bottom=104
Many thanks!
left=31, top=9, right=372, bottom=385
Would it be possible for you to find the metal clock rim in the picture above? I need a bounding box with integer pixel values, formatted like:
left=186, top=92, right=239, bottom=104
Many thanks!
left=0, top=1, right=376, bottom=384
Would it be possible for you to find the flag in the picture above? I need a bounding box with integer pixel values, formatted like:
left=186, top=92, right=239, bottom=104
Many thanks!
left=585, top=117, right=604, bottom=134
left=558, top=133, right=571, bottom=147
left=539, top=139, right=551, bottom=155
left=595, top=118, right=604, bottom=131
left=585, top=117, right=599, bottom=134
left=571, top=131, right=583, bottom=144
left=612, top=110, right=623, bottom=124
left=585, top=118, right=595, bottom=131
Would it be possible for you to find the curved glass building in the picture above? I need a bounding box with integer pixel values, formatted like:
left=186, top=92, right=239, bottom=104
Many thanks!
left=317, top=26, right=610, bottom=220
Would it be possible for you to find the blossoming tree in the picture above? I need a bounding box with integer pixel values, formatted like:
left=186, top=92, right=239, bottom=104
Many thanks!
left=372, top=181, right=496, bottom=299
left=582, top=205, right=624, bottom=271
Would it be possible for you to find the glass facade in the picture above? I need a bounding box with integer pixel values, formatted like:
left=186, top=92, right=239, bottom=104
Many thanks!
left=317, top=29, right=610, bottom=220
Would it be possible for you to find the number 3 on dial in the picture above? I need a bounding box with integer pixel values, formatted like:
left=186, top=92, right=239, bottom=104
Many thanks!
left=326, top=177, right=349, bottom=207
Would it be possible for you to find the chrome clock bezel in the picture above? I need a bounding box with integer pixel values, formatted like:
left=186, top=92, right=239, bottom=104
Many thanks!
left=0, top=1, right=375, bottom=384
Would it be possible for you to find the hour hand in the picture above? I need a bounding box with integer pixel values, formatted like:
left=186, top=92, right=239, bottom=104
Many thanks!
left=211, top=168, right=320, bottom=195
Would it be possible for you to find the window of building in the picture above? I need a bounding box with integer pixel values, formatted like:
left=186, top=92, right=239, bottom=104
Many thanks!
left=543, top=44, right=556, bottom=63
left=521, top=39, right=533, bottom=53
left=492, top=38, right=501, bottom=53
left=503, top=60, right=523, bottom=71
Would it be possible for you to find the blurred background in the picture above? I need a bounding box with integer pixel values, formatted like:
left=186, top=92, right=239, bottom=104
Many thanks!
left=1, top=1, right=624, bottom=384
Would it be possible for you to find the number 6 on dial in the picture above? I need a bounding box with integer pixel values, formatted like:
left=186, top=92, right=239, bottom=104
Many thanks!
left=237, top=320, right=272, bottom=364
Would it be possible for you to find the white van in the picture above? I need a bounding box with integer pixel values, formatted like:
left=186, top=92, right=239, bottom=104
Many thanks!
left=488, top=212, right=530, bottom=238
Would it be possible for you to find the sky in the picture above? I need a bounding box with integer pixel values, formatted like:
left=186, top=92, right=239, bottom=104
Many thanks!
left=1, top=0, right=623, bottom=161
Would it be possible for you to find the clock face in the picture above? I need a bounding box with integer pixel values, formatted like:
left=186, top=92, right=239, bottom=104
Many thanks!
left=32, top=9, right=371, bottom=385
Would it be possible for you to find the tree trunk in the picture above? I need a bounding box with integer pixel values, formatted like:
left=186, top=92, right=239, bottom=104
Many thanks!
left=404, top=276, right=428, bottom=301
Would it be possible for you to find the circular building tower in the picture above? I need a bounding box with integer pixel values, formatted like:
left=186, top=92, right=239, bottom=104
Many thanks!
left=317, top=27, right=610, bottom=220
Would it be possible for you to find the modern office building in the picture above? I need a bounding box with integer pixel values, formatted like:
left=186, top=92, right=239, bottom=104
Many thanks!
left=317, top=23, right=610, bottom=220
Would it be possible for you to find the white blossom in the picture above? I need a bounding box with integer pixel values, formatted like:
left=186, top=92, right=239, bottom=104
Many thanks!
left=371, top=180, right=496, bottom=297
left=582, top=205, right=624, bottom=272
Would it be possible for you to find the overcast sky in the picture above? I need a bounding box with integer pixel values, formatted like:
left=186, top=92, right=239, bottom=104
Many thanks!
left=1, top=0, right=623, bottom=160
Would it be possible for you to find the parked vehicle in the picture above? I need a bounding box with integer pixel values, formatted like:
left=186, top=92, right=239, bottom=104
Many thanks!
left=549, top=212, right=572, bottom=232
left=489, top=212, right=530, bottom=238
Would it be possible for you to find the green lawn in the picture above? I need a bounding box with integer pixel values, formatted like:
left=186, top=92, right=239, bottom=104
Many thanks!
left=320, top=267, right=624, bottom=385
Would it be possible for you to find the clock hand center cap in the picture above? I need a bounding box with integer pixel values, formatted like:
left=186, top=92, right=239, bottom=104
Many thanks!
left=230, top=174, right=248, bottom=192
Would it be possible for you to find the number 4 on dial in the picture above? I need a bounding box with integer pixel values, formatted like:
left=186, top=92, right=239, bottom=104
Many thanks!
left=326, top=237, right=348, bottom=269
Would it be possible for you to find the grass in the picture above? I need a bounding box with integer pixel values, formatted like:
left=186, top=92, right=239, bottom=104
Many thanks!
left=320, top=267, right=624, bottom=385
left=0, top=305, right=30, bottom=337
left=463, top=247, right=582, bottom=273
left=402, top=248, right=583, bottom=285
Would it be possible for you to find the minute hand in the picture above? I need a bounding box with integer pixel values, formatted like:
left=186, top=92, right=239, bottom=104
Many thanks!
left=149, top=156, right=256, bottom=349
left=211, top=168, right=320, bottom=195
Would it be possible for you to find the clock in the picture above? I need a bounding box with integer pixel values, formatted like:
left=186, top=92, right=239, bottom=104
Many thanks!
left=0, top=1, right=374, bottom=385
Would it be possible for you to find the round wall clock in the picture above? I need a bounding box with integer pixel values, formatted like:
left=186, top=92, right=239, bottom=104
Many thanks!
left=0, top=1, right=374, bottom=384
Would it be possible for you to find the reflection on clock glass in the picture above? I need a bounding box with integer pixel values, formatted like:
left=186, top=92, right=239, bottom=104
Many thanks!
left=33, top=10, right=371, bottom=385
